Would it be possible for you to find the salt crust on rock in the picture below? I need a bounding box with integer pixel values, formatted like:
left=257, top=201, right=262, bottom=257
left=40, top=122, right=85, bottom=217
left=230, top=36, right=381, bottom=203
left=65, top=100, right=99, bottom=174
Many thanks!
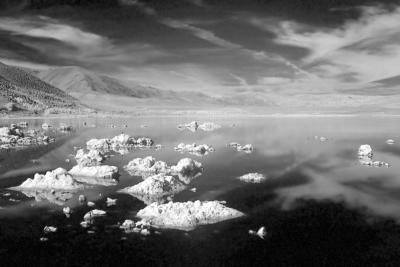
left=174, top=143, right=214, bottom=156
left=15, top=168, right=84, bottom=190
left=136, top=200, right=244, bottom=231
left=119, top=174, right=187, bottom=204
left=238, top=173, right=267, bottom=183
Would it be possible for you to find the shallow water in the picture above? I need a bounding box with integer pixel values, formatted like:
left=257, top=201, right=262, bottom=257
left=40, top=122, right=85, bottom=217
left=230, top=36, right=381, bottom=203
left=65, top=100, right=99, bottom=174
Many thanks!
left=1, top=116, right=400, bottom=266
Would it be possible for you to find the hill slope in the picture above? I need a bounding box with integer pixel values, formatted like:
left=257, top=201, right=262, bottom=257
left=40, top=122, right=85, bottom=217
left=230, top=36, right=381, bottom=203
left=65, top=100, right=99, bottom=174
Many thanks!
left=0, top=62, right=80, bottom=113
left=35, top=66, right=163, bottom=98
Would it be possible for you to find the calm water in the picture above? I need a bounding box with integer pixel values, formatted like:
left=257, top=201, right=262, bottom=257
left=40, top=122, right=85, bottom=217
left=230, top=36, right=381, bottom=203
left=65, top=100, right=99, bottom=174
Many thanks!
left=1, top=116, right=400, bottom=266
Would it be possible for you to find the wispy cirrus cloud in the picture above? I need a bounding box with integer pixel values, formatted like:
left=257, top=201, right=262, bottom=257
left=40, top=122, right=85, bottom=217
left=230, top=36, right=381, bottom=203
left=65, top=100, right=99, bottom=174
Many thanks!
left=263, top=5, right=400, bottom=85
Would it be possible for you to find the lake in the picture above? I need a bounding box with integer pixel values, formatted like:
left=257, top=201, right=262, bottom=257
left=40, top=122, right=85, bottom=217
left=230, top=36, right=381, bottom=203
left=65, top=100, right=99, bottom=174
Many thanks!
left=1, top=116, right=400, bottom=266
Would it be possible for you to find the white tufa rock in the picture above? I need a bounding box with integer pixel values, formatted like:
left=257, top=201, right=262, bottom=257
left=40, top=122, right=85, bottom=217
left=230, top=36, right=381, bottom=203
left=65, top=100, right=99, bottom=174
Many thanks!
left=0, top=127, right=11, bottom=136
left=137, top=200, right=244, bottom=231
left=198, top=122, right=221, bottom=131
left=386, top=139, right=395, bottom=145
left=124, top=156, right=170, bottom=177
left=58, top=123, right=72, bottom=131
left=83, top=209, right=106, bottom=221
left=174, top=143, right=214, bottom=156
left=120, top=219, right=136, bottom=232
left=177, top=121, right=199, bottom=132
left=75, top=149, right=104, bottom=167
left=110, top=134, right=132, bottom=147
left=106, top=197, right=117, bottom=205
left=15, top=168, right=83, bottom=190
left=42, top=123, right=51, bottom=130
left=119, top=174, right=186, bottom=204
left=86, top=138, right=111, bottom=151
left=43, top=226, right=57, bottom=233
left=237, top=144, right=253, bottom=153
left=358, top=144, right=373, bottom=158
left=63, top=206, right=71, bottom=214
left=238, top=173, right=267, bottom=183
left=249, top=226, right=267, bottom=239
left=78, top=194, right=86, bottom=203
left=80, top=221, right=90, bottom=228
left=135, top=137, right=154, bottom=147
left=170, top=158, right=204, bottom=183
left=359, top=157, right=390, bottom=168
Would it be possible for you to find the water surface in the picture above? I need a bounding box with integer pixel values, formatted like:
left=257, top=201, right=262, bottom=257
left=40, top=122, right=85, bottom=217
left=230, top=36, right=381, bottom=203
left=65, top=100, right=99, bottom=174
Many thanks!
left=1, top=116, right=400, bottom=266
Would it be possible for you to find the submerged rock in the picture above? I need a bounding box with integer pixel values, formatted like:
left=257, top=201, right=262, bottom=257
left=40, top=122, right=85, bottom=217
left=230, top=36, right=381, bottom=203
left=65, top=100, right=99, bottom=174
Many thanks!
left=19, top=190, right=75, bottom=206
left=13, top=168, right=84, bottom=191
left=137, top=200, right=244, bottom=231
left=174, top=143, right=214, bottom=156
left=358, top=144, right=373, bottom=158
left=119, top=174, right=187, bottom=204
left=238, top=173, right=267, bottom=183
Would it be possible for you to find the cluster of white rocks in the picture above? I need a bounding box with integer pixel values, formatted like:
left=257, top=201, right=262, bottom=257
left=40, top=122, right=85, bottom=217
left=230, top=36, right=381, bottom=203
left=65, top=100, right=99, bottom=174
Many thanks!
left=238, top=173, right=267, bottom=183
left=227, top=142, right=253, bottom=153
left=177, top=121, right=221, bottom=132
left=75, top=149, right=104, bottom=167
left=14, top=168, right=84, bottom=191
left=124, top=156, right=170, bottom=177
left=0, top=124, right=55, bottom=149
left=120, top=219, right=152, bottom=235
left=136, top=200, right=244, bottom=231
left=119, top=174, right=187, bottom=205
left=174, top=143, right=214, bottom=156
left=313, top=135, right=328, bottom=142
left=86, top=134, right=154, bottom=154
left=70, top=147, right=119, bottom=186
left=121, top=157, right=204, bottom=204
left=124, top=157, right=203, bottom=181
left=358, top=144, right=390, bottom=168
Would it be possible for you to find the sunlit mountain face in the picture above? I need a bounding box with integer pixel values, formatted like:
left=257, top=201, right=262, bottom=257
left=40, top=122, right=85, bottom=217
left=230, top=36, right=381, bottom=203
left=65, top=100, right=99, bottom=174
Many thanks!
left=1, top=0, right=400, bottom=111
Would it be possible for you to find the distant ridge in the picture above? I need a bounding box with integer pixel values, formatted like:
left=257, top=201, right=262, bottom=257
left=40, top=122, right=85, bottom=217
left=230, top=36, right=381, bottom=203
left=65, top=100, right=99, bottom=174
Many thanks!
left=35, top=66, right=163, bottom=98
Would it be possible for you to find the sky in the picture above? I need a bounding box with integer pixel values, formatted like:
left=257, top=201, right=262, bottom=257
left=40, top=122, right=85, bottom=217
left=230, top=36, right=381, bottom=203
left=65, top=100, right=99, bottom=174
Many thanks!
left=1, top=0, right=400, bottom=97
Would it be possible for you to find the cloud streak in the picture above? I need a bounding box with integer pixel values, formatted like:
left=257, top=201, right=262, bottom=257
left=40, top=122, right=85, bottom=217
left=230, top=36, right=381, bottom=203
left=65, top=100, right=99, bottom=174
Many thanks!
left=268, top=5, right=400, bottom=84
